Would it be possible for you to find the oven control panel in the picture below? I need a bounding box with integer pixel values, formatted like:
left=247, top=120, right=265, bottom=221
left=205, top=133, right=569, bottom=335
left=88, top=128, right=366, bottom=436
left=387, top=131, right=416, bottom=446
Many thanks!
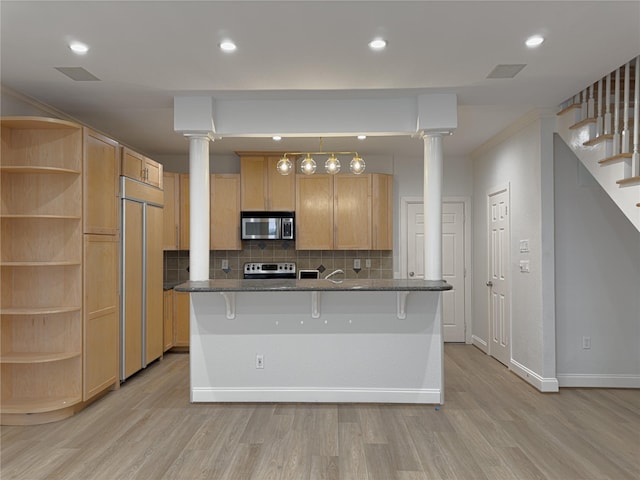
left=243, top=262, right=296, bottom=278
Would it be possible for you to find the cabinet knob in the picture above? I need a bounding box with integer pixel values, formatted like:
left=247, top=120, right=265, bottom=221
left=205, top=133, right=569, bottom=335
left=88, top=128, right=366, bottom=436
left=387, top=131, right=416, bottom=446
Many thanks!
left=486, top=281, right=493, bottom=287
left=409, top=271, right=415, bottom=277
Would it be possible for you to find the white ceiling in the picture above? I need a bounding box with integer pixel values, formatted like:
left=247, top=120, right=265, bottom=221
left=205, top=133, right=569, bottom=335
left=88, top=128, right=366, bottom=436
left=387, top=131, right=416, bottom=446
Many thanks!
left=1, top=0, right=639, bottom=160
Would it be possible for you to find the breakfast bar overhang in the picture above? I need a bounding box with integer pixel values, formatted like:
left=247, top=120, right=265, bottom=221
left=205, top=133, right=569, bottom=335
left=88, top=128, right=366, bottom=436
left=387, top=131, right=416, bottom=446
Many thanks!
left=176, top=279, right=452, bottom=404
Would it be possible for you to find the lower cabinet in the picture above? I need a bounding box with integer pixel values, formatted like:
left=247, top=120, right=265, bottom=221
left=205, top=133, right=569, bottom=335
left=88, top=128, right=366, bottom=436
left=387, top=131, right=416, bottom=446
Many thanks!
left=163, top=289, right=173, bottom=352
left=165, top=290, right=189, bottom=349
left=83, top=235, right=119, bottom=401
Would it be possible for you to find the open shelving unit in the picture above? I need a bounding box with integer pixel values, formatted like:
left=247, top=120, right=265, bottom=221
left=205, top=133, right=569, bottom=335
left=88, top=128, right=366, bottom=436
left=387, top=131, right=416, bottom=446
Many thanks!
left=1, top=117, right=84, bottom=424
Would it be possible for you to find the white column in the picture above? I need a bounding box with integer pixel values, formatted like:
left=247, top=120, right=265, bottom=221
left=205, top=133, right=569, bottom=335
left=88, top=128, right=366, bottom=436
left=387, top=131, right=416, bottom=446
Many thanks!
left=187, top=134, right=211, bottom=281
left=423, top=133, right=444, bottom=281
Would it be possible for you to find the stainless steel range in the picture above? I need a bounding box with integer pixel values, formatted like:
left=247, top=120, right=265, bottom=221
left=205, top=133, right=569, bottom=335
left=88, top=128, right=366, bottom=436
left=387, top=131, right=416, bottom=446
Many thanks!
left=243, top=262, right=296, bottom=279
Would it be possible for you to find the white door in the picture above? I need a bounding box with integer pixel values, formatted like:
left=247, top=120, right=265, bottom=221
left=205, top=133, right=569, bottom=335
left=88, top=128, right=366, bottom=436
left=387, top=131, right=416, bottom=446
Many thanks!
left=407, top=201, right=465, bottom=342
left=487, top=186, right=511, bottom=366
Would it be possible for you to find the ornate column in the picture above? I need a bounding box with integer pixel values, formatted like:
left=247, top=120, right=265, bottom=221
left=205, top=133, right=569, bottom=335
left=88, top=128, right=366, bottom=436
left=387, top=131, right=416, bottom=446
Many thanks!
left=422, top=132, right=444, bottom=281
left=187, top=134, right=212, bottom=281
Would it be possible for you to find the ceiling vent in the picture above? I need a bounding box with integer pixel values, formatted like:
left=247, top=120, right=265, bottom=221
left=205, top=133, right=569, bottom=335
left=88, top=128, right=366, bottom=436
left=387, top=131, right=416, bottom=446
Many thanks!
left=55, top=67, right=100, bottom=81
left=487, top=64, right=526, bottom=79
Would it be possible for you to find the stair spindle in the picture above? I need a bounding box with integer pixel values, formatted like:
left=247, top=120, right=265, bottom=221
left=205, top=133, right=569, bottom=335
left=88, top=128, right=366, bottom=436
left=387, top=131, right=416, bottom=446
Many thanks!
left=582, top=88, right=588, bottom=121
left=588, top=84, right=595, bottom=119
left=596, top=77, right=603, bottom=136
left=613, top=68, right=621, bottom=156
left=622, top=62, right=631, bottom=157
left=632, top=56, right=639, bottom=177
left=604, top=73, right=612, bottom=135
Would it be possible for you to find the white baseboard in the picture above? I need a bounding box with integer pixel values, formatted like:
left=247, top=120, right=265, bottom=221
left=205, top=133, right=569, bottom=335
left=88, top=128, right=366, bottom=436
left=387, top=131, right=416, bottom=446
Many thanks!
left=510, top=359, right=559, bottom=392
left=557, top=374, right=640, bottom=388
left=471, top=335, right=488, bottom=353
left=192, top=387, right=443, bottom=404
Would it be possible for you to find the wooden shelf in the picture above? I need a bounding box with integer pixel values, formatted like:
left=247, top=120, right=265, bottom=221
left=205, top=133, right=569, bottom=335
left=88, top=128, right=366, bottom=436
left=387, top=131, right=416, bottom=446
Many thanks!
left=0, top=396, right=81, bottom=415
left=0, top=351, right=81, bottom=364
left=0, top=166, right=80, bottom=175
left=556, top=103, right=580, bottom=116
left=0, top=306, right=81, bottom=315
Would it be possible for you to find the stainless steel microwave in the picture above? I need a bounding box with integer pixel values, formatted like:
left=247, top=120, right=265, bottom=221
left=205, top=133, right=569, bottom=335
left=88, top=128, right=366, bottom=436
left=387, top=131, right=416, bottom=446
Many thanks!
left=241, top=211, right=295, bottom=240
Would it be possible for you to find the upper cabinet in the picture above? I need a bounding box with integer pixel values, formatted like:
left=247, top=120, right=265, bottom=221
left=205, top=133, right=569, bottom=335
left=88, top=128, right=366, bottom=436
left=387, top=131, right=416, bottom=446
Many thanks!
left=210, top=174, right=241, bottom=250
left=296, top=173, right=393, bottom=251
left=162, top=172, right=180, bottom=250
left=84, top=129, right=119, bottom=235
left=121, top=147, right=163, bottom=189
left=240, top=155, right=295, bottom=211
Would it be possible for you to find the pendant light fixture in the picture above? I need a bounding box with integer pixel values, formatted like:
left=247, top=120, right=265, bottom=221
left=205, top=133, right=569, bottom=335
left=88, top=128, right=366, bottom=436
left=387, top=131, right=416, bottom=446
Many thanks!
left=276, top=137, right=366, bottom=176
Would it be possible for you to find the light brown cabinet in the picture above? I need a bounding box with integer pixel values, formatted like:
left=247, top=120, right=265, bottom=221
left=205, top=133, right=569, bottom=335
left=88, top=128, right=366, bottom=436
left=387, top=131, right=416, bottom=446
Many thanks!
left=1, top=117, right=120, bottom=425
left=121, top=147, right=163, bottom=189
left=83, top=234, right=118, bottom=400
left=296, top=173, right=393, bottom=251
left=295, top=175, right=334, bottom=250
left=162, top=172, right=180, bottom=250
left=84, top=130, right=119, bottom=235
left=163, top=172, right=241, bottom=251
left=240, top=155, right=295, bottom=211
left=210, top=174, right=241, bottom=250
left=163, top=289, right=173, bottom=352
left=173, top=291, right=190, bottom=348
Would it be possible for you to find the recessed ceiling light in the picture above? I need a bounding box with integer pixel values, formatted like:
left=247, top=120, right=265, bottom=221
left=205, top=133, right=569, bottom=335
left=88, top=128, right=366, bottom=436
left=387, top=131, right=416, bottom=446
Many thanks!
left=368, top=38, right=387, bottom=51
left=69, top=41, right=89, bottom=55
left=357, top=135, right=367, bottom=140
left=525, top=35, right=544, bottom=48
left=272, top=135, right=282, bottom=141
left=219, top=41, right=237, bottom=52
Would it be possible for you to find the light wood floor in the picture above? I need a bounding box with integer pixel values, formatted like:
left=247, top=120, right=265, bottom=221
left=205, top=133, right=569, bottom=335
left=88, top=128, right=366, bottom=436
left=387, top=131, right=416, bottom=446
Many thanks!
left=1, top=345, right=638, bottom=480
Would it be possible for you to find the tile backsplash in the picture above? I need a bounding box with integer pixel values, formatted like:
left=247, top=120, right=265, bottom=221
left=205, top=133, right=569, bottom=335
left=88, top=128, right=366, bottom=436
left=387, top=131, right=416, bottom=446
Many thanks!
left=164, top=241, right=393, bottom=283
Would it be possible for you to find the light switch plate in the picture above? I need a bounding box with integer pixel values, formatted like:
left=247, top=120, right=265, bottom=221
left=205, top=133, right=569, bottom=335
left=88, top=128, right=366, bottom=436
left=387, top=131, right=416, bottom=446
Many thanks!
left=519, top=239, right=530, bottom=253
left=519, top=260, right=530, bottom=273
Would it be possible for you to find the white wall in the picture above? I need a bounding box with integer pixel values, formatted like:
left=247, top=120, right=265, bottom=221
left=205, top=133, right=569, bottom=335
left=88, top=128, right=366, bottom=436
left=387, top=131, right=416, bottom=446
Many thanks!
left=554, top=135, right=640, bottom=387
left=472, top=112, right=558, bottom=390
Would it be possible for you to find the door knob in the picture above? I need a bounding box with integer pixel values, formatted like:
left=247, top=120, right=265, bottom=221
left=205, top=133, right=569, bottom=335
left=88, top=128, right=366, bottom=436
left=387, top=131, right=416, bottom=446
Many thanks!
left=409, top=272, right=415, bottom=277
left=486, top=281, right=493, bottom=287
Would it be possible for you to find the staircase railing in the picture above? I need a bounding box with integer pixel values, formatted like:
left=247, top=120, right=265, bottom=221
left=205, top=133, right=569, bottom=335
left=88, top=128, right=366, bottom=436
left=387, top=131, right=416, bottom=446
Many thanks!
left=557, top=55, right=640, bottom=231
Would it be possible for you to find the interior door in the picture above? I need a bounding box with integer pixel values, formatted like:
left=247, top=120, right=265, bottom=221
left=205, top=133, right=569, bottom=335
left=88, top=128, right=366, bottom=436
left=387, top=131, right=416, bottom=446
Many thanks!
left=487, top=186, right=511, bottom=366
left=407, top=201, right=465, bottom=342
left=442, top=202, right=465, bottom=342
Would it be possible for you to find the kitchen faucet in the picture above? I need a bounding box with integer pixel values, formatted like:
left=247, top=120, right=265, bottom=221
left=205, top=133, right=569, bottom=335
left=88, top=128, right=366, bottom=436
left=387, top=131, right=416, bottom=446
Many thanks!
left=324, top=269, right=345, bottom=283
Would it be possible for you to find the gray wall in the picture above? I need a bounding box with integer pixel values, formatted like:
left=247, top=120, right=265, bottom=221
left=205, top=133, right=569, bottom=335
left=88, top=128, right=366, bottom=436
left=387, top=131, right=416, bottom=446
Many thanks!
left=554, top=135, right=640, bottom=385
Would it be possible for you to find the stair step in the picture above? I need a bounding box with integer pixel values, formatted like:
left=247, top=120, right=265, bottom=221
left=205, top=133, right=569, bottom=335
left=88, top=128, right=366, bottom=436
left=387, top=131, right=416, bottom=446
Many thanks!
left=599, top=153, right=632, bottom=165
left=616, top=176, right=640, bottom=186
left=583, top=134, right=614, bottom=147
left=557, top=104, right=581, bottom=116
left=570, top=117, right=596, bottom=129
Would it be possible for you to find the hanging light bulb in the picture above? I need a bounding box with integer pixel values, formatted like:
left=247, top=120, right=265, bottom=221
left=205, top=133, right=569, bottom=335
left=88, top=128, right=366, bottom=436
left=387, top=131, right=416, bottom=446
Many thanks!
left=325, top=154, right=341, bottom=174
left=300, top=154, right=317, bottom=175
left=349, top=155, right=366, bottom=174
left=276, top=156, right=293, bottom=175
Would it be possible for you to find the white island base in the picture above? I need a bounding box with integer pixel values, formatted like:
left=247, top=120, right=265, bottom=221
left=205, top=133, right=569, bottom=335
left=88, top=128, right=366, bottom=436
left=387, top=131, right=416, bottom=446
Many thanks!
left=182, top=280, right=448, bottom=405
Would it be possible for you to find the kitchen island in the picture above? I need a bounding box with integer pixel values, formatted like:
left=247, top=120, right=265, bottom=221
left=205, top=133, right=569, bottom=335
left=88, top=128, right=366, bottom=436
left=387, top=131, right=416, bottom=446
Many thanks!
left=175, top=278, right=451, bottom=404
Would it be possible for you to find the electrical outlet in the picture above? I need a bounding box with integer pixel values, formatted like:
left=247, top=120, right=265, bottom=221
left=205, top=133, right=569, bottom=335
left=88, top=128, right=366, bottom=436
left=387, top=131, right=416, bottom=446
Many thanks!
left=519, top=260, right=530, bottom=273
left=221, top=259, right=229, bottom=270
left=365, top=259, right=371, bottom=268
left=582, top=337, right=591, bottom=350
left=354, top=259, right=361, bottom=269
left=256, top=354, right=264, bottom=369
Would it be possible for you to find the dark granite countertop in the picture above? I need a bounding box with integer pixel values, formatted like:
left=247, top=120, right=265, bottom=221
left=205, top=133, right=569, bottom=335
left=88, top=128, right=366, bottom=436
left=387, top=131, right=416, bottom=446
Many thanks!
left=174, top=278, right=452, bottom=292
left=164, top=281, right=183, bottom=291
